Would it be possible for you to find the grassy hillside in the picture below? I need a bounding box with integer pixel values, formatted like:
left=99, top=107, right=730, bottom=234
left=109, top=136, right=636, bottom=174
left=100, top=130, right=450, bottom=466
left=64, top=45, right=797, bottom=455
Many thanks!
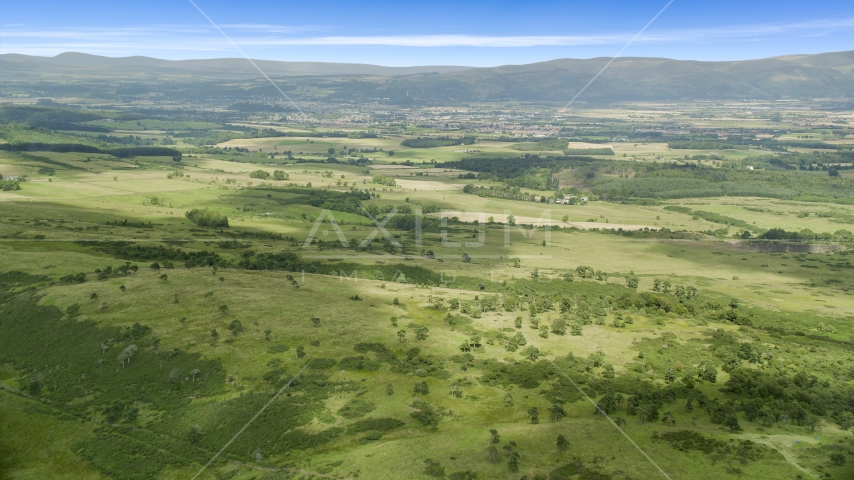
left=1, top=142, right=854, bottom=480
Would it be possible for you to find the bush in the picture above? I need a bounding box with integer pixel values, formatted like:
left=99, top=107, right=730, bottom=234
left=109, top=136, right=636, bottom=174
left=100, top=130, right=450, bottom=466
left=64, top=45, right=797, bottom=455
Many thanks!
left=337, top=398, right=376, bottom=419
left=423, top=458, right=446, bottom=477
left=410, top=401, right=441, bottom=427
left=401, top=136, right=475, bottom=148
left=266, top=344, right=289, bottom=354
left=371, top=175, right=396, bottom=186
left=0, top=180, right=21, bottom=191
left=185, top=208, right=228, bottom=228
left=347, top=417, right=405, bottom=434
left=104, top=147, right=182, bottom=159
left=308, top=358, right=337, bottom=369
left=338, top=355, right=381, bottom=371
left=227, top=319, right=243, bottom=335
left=59, top=272, right=87, bottom=284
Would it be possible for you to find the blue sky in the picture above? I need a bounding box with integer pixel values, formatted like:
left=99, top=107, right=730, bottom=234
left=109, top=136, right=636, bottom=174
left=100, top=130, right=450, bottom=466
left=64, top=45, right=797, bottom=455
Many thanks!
left=1, top=0, right=851, bottom=66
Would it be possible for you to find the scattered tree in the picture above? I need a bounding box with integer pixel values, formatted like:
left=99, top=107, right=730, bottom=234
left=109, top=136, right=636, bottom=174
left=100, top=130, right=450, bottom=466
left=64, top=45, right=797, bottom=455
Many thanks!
left=522, top=346, right=540, bottom=361
left=487, top=446, right=499, bottom=463
left=528, top=407, right=539, bottom=424
left=228, top=319, right=244, bottom=335
left=556, top=434, right=569, bottom=452
left=28, top=374, right=44, bottom=395
left=596, top=394, right=617, bottom=415
left=188, top=425, right=204, bottom=444
left=549, top=403, right=567, bottom=422
left=117, top=344, right=138, bottom=367
left=508, top=451, right=520, bottom=472
left=724, top=414, right=742, bottom=432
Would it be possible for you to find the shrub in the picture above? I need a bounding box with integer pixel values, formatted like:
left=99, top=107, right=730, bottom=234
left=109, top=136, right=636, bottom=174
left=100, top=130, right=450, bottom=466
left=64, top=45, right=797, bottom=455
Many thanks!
left=338, top=398, right=376, bottom=419
left=185, top=208, right=228, bottom=228
left=402, top=136, right=475, bottom=148
left=0, top=180, right=21, bottom=191
left=347, top=417, right=405, bottom=434
left=266, top=344, right=289, bottom=354
left=410, top=401, right=441, bottom=428
left=59, top=272, right=87, bottom=284
left=371, top=175, right=397, bottom=186
left=308, top=358, right=337, bottom=369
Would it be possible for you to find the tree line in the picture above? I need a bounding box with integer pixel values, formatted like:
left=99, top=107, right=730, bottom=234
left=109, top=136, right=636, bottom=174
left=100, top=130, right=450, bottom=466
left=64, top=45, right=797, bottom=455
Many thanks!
left=401, top=136, right=476, bottom=148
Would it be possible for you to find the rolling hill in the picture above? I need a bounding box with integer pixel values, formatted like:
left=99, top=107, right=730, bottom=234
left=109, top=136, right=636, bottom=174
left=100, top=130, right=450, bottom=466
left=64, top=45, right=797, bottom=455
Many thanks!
left=1, top=50, right=851, bottom=103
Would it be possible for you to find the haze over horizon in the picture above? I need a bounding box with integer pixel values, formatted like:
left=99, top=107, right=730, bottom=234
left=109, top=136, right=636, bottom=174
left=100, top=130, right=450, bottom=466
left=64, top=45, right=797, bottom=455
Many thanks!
left=1, top=0, right=851, bottom=67
left=5, top=48, right=854, bottom=70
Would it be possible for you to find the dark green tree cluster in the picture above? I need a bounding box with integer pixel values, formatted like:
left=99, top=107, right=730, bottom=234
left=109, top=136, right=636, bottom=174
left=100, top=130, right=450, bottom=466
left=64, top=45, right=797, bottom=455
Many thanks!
left=0, top=179, right=21, bottom=191
left=185, top=208, right=229, bottom=228
left=401, top=136, right=475, bottom=148
left=371, top=175, right=397, bottom=186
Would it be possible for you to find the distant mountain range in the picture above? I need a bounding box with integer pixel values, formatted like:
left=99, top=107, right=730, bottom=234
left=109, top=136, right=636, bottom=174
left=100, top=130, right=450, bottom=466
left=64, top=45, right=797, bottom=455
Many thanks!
left=362, top=51, right=853, bottom=103
left=0, top=52, right=473, bottom=77
left=2, top=51, right=852, bottom=103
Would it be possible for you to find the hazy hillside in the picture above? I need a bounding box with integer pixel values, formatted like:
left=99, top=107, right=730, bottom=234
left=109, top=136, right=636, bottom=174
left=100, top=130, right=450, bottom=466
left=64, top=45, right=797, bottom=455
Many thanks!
left=342, top=51, right=854, bottom=103
left=1, top=51, right=851, bottom=103
left=0, top=52, right=475, bottom=77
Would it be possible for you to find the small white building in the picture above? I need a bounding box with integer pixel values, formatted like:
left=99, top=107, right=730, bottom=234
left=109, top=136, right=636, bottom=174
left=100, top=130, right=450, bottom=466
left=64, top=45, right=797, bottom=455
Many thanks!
left=555, top=195, right=589, bottom=205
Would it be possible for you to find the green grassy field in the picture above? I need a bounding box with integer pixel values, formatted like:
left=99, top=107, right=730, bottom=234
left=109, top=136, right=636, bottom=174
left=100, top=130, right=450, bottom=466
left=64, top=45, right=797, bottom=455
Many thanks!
left=1, top=99, right=853, bottom=480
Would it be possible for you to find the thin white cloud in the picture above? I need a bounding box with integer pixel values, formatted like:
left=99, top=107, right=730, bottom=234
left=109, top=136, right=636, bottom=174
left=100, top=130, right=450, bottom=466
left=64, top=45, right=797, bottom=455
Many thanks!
left=0, top=26, right=208, bottom=40
left=221, top=23, right=326, bottom=33
left=0, top=17, right=851, bottom=53
left=254, top=34, right=627, bottom=47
